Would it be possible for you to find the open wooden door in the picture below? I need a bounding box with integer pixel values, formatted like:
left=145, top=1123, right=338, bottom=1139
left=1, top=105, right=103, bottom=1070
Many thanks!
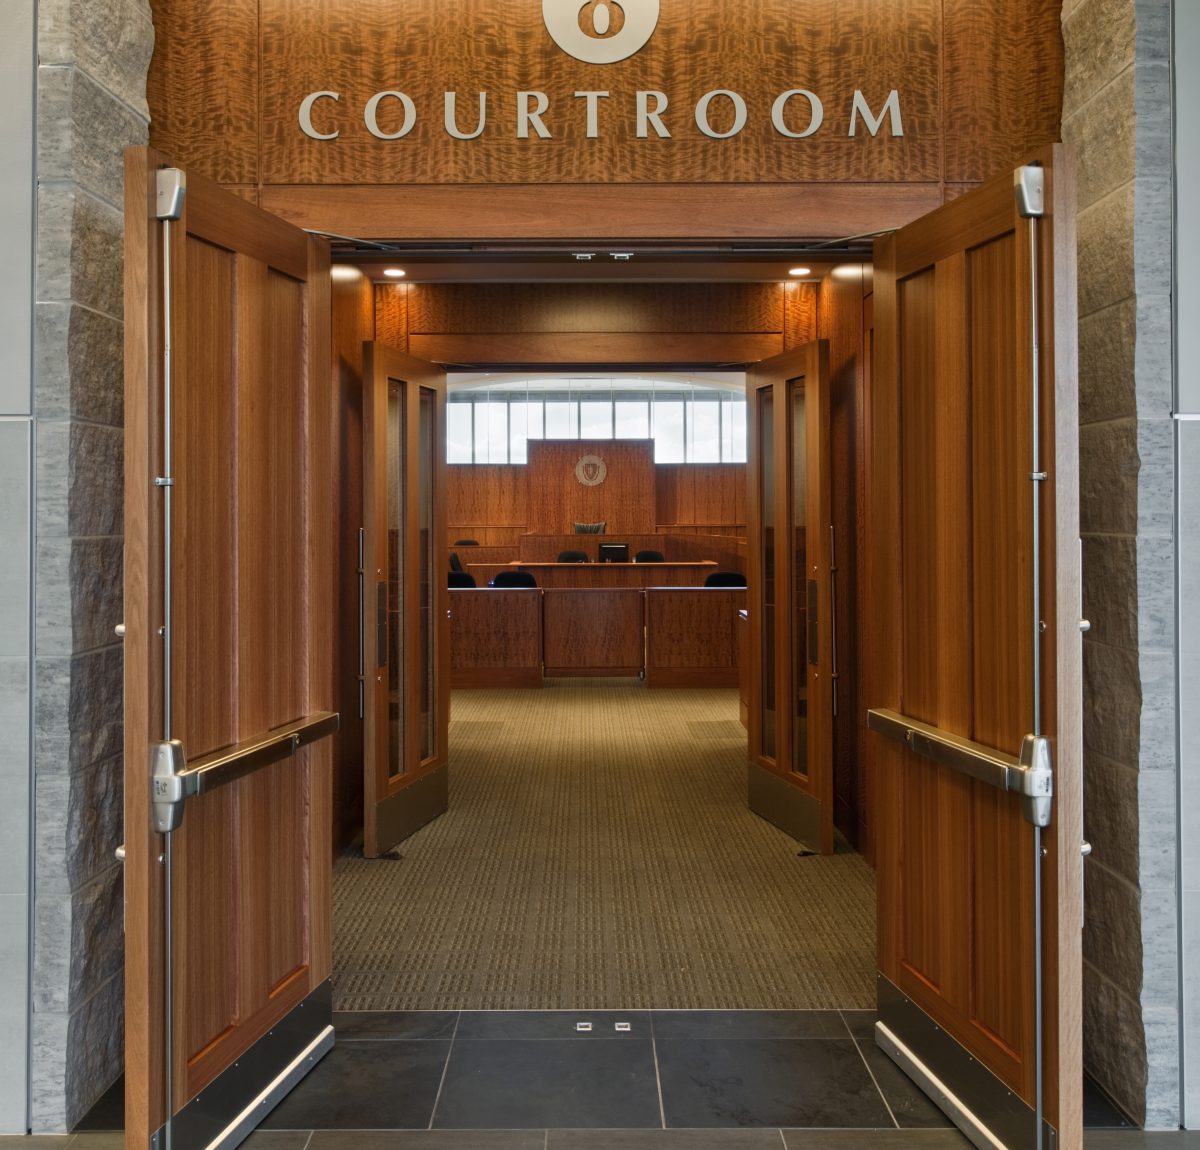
left=361, top=343, right=449, bottom=858
left=867, top=145, right=1082, bottom=1149
left=746, top=341, right=835, bottom=854
left=123, top=148, right=336, bottom=1150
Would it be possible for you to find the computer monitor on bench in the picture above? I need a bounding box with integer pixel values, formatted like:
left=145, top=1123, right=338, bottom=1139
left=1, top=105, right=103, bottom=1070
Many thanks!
left=597, top=542, right=629, bottom=563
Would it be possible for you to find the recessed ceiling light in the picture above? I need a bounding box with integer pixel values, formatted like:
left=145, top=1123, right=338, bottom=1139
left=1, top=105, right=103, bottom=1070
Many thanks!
left=788, top=267, right=811, bottom=277
left=383, top=268, right=406, bottom=278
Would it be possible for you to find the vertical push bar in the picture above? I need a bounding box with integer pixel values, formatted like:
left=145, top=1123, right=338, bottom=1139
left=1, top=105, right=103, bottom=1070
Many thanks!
left=1015, top=163, right=1045, bottom=1150
left=155, top=167, right=186, bottom=1150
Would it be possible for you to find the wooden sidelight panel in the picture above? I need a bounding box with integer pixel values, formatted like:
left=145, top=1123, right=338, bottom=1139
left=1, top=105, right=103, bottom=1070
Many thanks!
left=124, top=147, right=335, bottom=1150
left=362, top=343, right=449, bottom=858
left=868, top=146, right=1082, bottom=1150
left=745, top=342, right=834, bottom=854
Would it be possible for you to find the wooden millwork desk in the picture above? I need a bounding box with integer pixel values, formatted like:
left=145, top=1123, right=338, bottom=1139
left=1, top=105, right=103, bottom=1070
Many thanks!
left=474, top=560, right=718, bottom=588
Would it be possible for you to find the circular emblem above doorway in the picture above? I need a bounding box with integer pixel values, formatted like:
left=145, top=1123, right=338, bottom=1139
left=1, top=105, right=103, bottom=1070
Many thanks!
left=575, top=454, right=608, bottom=486
left=542, top=0, right=661, bottom=65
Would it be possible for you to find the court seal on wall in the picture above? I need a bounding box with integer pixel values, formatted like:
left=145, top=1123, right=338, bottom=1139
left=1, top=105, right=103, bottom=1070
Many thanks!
left=575, top=454, right=607, bottom=486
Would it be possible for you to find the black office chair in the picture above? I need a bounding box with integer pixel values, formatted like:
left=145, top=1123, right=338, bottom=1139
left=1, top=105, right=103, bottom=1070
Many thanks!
left=704, top=570, right=747, bottom=587
left=491, top=570, right=537, bottom=588
left=634, top=549, right=664, bottom=563
left=449, top=552, right=464, bottom=573
left=557, top=549, right=588, bottom=563
left=448, top=571, right=476, bottom=588
left=453, top=538, right=480, bottom=546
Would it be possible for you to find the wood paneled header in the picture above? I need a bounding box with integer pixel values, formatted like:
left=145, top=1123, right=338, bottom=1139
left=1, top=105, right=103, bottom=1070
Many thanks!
left=147, top=0, right=1063, bottom=238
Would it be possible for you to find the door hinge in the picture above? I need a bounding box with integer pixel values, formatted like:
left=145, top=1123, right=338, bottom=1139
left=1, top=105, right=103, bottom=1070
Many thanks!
left=1014, top=734, right=1053, bottom=827
left=155, top=168, right=187, bottom=221
left=1014, top=165, right=1045, bottom=219
left=151, top=739, right=188, bottom=833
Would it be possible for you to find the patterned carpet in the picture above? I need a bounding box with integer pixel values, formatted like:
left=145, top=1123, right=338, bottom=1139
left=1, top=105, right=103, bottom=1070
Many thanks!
left=332, top=681, right=876, bottom=1011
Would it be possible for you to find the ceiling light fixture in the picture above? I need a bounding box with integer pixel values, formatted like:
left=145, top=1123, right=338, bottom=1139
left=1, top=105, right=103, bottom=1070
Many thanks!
left=788, top=266, right=812, bottom=277
left=330, top=266, right=361, bottom=282
left=383, top=267, right=406, bottom=277
left=573, top=252, right=595, bottom=261
left=610, top=252, right=634, bottom=261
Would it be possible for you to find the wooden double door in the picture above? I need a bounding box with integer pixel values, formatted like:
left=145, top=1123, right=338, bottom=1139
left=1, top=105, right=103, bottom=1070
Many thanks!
left=123, top=145, right=1081, bottom=1150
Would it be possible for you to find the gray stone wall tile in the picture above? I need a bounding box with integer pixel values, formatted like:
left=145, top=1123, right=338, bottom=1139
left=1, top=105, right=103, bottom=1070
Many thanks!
left=36, top=537, right=123, bottom=658
left=1143, top=1005, right=1184, bottom=1128
left=1135, top=534, right=1174, bottom=652
left=1083, top=751, right=1140, bottom=885
left=62, top=971, right=123, bottom=1130
left=0, top=894, right=30, bottom=1130
left=1182, top=656, right=1200, bottom=883
left=0, top=660, right=30, bottom=898
left=35, top=302, right=125, bottom=426
left=1077, top=185, right=1135, bottom=317
left=30, top=1008, right=67, bottom=1131
left=37, top=66, right=147, bottom=211
left=1136, top=419, right=1174, bottom=538
left=34, top=754, right=121, bottom=897
left=1184, top=889, right=1200, bottom=1124
left=1079, top=419, right=1138, bottom=535
left=1083, top=639, right=1140, bottom=766
left=1062, top=0, right=1135, bottom=118
left=1139, top=888, right=1180, bottom=1012
left=0, top=422, right=31, bottom=658
left=1078, top=299, right=1136, bottom=423
left=1136, top=766, right=1179, bottom=892
left=36, top=422, right=123, bottom=543
left=37, top=0, right=153, bottom=120
left=1082, top=534, right=1137, bottom=651
left=34, top=647, right=123, bottom=774
left=1134, top=0, right=1171, bottom=64
left=1136, top=649, right=1176, bottom=771
left=1061, top=67, right=1134, bottom=211
left=1181, top=427, right=1200, bottom=657
left=36, top=186, right=123, bottom=320
left=1134, top=294, right=1173, bottom=416
left=32, top=867, right=121, bottom=1014
left=1083, top=859, right=1144, bottom=1000
left=1083, top=960, right=1147, bottom=1124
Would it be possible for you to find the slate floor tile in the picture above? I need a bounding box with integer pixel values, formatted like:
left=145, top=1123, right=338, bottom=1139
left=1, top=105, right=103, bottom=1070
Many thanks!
left=782, top=1132, right=972, bottom=1149
left=261, top=1040, right=451, bottom=1130
left=455, top=1010, right=651, bottom=1040
left=547, top=1129, right=784, bottom=1148
left=334, top=1011, right=459, bottom=1041
left=855, top=1040, right=951, bottom=1128
left=840, top=1011, right=880, bottom=1040
left=432, top=1038, right=660, bottom=1129
left=310, top=1132, right=546, bottom=1150
left=656, top=1038, right=893, bottom=1129
left=651, top=1010, right=848, bottom=1040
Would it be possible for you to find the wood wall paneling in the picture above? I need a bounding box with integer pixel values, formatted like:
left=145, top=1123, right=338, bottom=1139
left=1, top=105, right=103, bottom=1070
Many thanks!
left=816, top=267, right=866, bottom=851
left=645, top=588, right=744, bottom=688
left=330, top=270, right=375, bottom=849
left=409, top=332, right=782, bottom=366
left=449, top=588, right=542, bottom=687
left=513, top=561, right=715, bottom=588
left=784, top=283, right=819, bottom=350
left=374, top=283, right=409, bottom=352
left=542, top=589, right=645, bottom=675
left=447, top=464, right=528, bottom=528
left=527, top=440, right=656, bottom=534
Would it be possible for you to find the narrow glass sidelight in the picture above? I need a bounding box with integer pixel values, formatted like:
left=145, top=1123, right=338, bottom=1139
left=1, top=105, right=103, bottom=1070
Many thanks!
left=758, top=387, right=776, bottom=760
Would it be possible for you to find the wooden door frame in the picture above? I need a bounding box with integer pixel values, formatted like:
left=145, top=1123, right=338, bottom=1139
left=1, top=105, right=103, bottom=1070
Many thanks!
left=123, top=146, right=334, bottom=1147
left=361, top=342, right=449, bottom=857
left=866, top=144, right=1082, bottom=1146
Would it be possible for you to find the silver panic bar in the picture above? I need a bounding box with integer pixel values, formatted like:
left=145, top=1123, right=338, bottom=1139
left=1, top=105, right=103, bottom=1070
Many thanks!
left=866, top=708, right=1052, bottom=827
left=180, top=710, right=340, bottom=797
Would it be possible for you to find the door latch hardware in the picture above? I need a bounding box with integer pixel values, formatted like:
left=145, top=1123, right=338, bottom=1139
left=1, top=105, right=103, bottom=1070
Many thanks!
left=1014, top=165, right=1045, bottom=218
left=150, top=739, right=188, bottom=834
left=155, top=168, right=187, bottom=221
left=1080, top=840, right=1092, bottom=857
left=1015, top=734, right=1053, bottom=828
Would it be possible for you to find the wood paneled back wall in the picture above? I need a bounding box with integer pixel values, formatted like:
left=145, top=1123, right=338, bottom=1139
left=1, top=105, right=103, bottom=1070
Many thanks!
left=146, top=0, right=1062, bottom=240
left=448, top=454, right=747, bottom=537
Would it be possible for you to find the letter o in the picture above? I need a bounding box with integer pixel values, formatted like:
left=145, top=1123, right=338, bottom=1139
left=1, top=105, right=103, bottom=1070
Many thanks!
left=365, top=91, right=417, bottom=140
left=299, top=91, right=340, bottom=140
left=771, top=89, right=824, bottom=139
left=695, top=90, right=748, bottom=140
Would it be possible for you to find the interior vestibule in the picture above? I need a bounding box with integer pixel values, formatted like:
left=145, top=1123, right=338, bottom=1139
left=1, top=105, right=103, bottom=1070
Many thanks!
left=327, top=265, right=875, bottom=859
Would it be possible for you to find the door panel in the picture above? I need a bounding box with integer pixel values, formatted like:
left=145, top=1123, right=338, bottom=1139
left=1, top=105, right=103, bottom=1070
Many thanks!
left=362, top=343, right=449, bottom=857
left=124, top=147, right=335, bottom=1150
left=746, top=342, right=834, bottom=854
left=869, top=146, right=1081, bottom=1149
